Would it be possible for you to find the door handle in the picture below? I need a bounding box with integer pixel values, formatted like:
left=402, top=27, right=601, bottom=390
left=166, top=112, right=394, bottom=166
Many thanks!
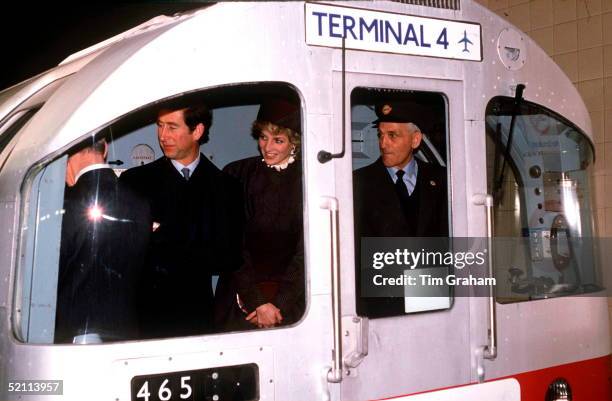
left=343, top=316, right=369, bottom=369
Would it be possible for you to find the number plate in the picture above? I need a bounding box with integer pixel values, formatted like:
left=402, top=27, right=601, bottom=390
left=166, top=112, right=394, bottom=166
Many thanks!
left=131, top=363, right=258, bottom=401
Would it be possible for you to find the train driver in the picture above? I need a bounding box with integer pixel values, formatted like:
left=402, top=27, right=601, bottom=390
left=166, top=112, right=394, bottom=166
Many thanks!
left=353, top=101, right=448, bottom=238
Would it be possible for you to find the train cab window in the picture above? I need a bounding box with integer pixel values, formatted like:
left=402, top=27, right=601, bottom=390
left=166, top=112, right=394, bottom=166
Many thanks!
left=485, top=97, right=603, bottom=303
left=16, top=83, right=306, bottom=344
left=351, top=87, right=451, bottom=319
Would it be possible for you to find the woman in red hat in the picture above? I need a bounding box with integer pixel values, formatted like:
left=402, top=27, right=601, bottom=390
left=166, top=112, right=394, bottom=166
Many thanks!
left=220, top=98, right=304, bottom=330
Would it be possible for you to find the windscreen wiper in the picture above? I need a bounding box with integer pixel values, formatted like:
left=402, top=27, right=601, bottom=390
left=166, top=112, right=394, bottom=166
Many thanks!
left=493, top=84, right=525, bottom=205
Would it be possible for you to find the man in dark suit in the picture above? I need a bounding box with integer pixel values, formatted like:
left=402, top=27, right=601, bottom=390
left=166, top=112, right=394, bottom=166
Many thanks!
left=353, top=101, right=448, bottom=318
left=55, top=139, right=151, bottom=343
left=120, top=102, right=242, bottom=338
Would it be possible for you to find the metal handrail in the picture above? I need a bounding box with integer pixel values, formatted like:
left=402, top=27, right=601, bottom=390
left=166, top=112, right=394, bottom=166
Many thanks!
left=320, top=196, right=343, bottom=383
left=472, top=193, right=497, bottom=360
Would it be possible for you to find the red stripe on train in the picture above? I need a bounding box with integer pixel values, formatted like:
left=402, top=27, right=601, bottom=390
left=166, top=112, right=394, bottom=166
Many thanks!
left=508, top=355, right=611, bottom=401
left=379, top=355, right=611, bottom=401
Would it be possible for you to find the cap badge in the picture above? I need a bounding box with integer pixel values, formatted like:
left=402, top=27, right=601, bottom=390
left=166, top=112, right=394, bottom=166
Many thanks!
left=382, top=104, right=392, bottom=115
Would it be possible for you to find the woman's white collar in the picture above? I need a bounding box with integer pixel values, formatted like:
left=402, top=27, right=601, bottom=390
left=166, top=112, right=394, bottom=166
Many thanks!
left=264, top=155, right=296, bottom=171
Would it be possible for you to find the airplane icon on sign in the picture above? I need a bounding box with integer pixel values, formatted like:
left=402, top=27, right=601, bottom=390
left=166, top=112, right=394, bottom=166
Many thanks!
left=458, top=30, right=473, bottom=52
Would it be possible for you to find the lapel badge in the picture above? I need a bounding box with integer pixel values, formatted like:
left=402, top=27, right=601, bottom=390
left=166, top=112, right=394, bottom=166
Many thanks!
left=430, top=180, right=436, bottom=186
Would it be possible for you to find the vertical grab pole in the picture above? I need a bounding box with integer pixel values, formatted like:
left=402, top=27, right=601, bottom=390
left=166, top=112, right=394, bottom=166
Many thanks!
left=472, top=193, right=497, bottom=360
left=318, top=35, right=346, bottom=163
left=321, top=196, right=343, bottom=383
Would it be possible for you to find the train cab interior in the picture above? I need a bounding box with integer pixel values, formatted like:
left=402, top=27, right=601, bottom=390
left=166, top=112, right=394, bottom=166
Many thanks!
left=485, top=96, right=603, bottom=303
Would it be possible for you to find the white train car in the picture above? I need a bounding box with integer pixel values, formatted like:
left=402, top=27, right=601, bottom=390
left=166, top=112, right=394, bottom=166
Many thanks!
left=0, top=1, right=609, bottom=400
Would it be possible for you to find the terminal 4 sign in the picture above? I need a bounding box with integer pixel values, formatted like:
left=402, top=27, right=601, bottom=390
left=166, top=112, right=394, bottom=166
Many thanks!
left=305, top=3, right=482, bottom=61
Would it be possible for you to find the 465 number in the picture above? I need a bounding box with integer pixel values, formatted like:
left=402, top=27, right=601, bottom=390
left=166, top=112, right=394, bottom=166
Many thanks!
left=136, top=376, right=192, bottom=401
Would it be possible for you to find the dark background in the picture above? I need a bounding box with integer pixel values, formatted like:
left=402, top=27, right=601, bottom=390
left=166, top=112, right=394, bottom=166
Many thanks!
left=1, top=2, right=207, bottom=91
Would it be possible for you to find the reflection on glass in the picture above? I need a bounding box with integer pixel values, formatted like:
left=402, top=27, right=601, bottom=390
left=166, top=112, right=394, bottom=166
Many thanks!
left=485, top=98, right=602, bottom=303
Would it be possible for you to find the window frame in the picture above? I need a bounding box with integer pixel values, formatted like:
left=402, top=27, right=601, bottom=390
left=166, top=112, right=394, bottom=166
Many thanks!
left=350, top=86, right=453, bottom=319
left=13, top=81, right=310, bottom=344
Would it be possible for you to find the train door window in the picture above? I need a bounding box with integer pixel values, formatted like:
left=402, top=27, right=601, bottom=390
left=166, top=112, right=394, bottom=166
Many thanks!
left=485, top=97, right=603, bottom=303
left=351, top=87, right=451, bottom=318
left=16, top=82, right=306, bottom=344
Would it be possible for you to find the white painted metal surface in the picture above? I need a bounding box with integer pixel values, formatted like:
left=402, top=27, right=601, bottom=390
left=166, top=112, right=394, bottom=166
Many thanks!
left=383, top=378, right=520, bottom=401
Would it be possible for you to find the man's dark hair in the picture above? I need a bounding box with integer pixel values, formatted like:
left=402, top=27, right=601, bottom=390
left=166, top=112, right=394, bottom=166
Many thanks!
left=183, top=103, right=212, bottom=144
left=75, top=138, right=105, bottom=156
left=162, top=103, right=212, bottom=144
left=90, top=138, right=107, bottom=155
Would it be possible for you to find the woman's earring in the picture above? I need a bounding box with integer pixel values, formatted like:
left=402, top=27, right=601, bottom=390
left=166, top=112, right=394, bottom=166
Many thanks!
left=290, top=146, right=296, bottom=156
